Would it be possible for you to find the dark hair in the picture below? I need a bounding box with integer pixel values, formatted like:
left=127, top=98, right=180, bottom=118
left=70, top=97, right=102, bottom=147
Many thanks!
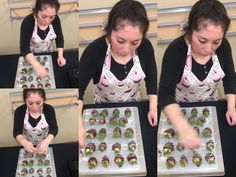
left=105, top=0, right=149, bottom=38
left=23, top=89, right=46, bottom=102
left=184, top=0, right=230, bottom=37
left=32, top=0, right=60, bottom=14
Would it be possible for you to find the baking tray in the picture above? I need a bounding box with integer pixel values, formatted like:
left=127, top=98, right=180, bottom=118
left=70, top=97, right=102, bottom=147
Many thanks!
left=15, top=147, right=57, bottom=177
left=79, top=106, right=146, bottom=177
left=14, top=55, right=56, bottom=89
left=157, top=106, right=224, bottom=177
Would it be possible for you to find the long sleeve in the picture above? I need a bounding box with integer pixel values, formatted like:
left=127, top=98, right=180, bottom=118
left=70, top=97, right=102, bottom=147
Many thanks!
left=13, top=104, right=27, bottom=138
left=44, top=104, right=58, bottom=137
left=52, top=15, right=64, bottom=48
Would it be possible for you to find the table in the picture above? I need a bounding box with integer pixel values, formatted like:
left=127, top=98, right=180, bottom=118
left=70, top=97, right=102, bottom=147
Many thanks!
left=83, top=101, right=157, bottom=177
left=0, top=142, right=78, bottom=177
left=0, top=49, right=79, bottom=88
left=179, top=100, right=236, bottom=177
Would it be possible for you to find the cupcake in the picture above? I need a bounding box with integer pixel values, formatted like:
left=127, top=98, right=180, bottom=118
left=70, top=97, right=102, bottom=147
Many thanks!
left=202, top=107, right=210, bottom=117
left=29, top=159, right=34, bottom=167
left=128, top=140, right=136, bottom=152
left=86, top=128, right=97, bottom=139
left=28, top=67, right=33, bottom=75
left=20, top=76, right=27, bottom=84
left=180, top=155, right=188, bottom=167
left=163, top=128, right=175, bottom=139
left=37, top=83, right=43, bottom=88
left=85, top=142, right=96, bottom=156
left=29, top=168, right=34, bottom=174
left=114, top=154, right=124, bottom=167
left=166, top=156, right=176, bottom=169
left=21, top=160, right=28, bottom=167
left=98, top=128, right=107, bottom=141
left=206, top=140, right=214, bottom=152
left=205, top=153, right=215, bottom=164
left=127, top=153, right=137, bottom=165
left=118, top=117, right=128, bottom=127
left=181, top=109, right=186, bottom=116
left=192, top=153, right=202, bottom=167
left=188, top=117, right=195, bottom=126
left=98, top=142, right=107, bottom=152
left=44, top=159, right=50, bottom=166
left=195, top=117, right=206, bottom=127
left=163, top=142, right=174, bottom=156
left=88, top=157, right=97, bottom=169
left=191, top=108, right=198, bottom=118
left=113, top=127, right=122, bottom=138
left=45, top=82, right=51, bottom=88
left=37, top=168, right=43, bottom=175
left=113, top=108, right=120, bottom=117
left=98, top=117, right=106, bottom=125
left=101, top=155, right=110, bottom=168
left=202, top=127, right=212, bottom=138
left=109, top=117, right=117, bottom=126
left=88, top=117, right=96, bottom=125
left=28, top=75, right=33, bottom=82
left=37, top=159, right=43, bottom=166
left=176, top=142, right=185, bottom=152
left=91, top=110, right=98, bottom=118
left=20, top=68, right=27, bottom=74
left=21, top=168, right=28, bottom=176
left=112, top=142, right=121, bottom=154
left=100, top=109, right=108, bottom=117
left=46, top=167, right=52, bottom=174
left=125, top=108, right=132, bottom=118
left=124, top=128, right=134, bottom=138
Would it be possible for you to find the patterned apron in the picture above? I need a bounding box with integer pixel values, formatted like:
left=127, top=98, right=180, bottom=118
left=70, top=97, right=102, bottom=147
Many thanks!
left=30, top=17, right=57, bottom=53
left=93, top=43, right=146, bottom=103
left=176, top=43, right=225, bottom=102
left=23, top=108, right=49, bottom=146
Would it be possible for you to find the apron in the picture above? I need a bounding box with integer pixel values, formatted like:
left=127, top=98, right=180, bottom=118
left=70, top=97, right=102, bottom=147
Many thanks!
left=93, top=43, right=146, bottom=103
left=30, top=17, right=57, bottom=53
left=176, top=43, right=225, bottom=102
left=23, top=108, right=49, bottom=146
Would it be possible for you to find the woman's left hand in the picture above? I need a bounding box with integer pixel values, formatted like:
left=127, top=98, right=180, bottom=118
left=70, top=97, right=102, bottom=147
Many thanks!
left=57, top=56, right=66, bottom=67
left=147, top=109, right=158, bottom=127
left=226, top=108, right=236, bottom=126
left=36, top=139, right=49, bottom=154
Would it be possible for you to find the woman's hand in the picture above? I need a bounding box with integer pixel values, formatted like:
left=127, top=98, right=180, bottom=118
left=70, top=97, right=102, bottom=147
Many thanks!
left=178, top=124, right=201, bottom=149
left=147, top=108, right=158, bottom=127
left=226, top=108, right=236, bottom=126
left=36, top=139, right=49, bottom=154
left=35, top=65, right=49, bottom=78
left=22, top=140, right=37, bottom=153
left=57, top=56, right=66, bottom=67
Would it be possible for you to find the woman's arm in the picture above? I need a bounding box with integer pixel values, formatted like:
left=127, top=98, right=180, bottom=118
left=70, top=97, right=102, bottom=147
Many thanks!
left=225, top=94, right=236, bottom=126
left=78, top=99, right=85, bottom=148
left=147, top=94, right=158, bottom=126
left=163, top=103, right=201, bottom=148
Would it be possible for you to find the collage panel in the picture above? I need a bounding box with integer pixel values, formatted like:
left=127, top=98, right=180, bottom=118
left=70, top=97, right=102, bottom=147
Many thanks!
left=157, top=0, right=236, bottom=177
left=0, top=89, right=79, bottom=177
left=78, top=0, right=158, bottom=177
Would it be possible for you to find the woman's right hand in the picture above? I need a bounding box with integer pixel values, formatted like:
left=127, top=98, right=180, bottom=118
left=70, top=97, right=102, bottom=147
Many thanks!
left=23, top=140, right=37, bottom=153
left=178, top=125, right=201, bottom=149
left=35, top=65, right=49, bottom=78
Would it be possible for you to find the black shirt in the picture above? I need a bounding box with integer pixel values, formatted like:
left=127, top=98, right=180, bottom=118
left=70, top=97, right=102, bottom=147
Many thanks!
left=13, top=103, right=58, bottom=138
left=78, top=35, right=158, bottom=100
left=159, top=35, right=236, bottom=109
left=20, top=13, right=64, bottom=57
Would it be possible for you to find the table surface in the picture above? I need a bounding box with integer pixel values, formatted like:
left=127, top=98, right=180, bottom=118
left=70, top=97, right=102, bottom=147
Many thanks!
left=0, top=142, right=78, bottom=177
left=1, top=100, right=235, bottom=177
left=0, top=50, right=79, bottom=88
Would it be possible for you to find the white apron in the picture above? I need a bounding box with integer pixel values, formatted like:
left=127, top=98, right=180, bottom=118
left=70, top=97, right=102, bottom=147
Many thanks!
left=23, top=108, right=49, bottom=146
left=30, top=18, right=57, bottom=53
left=93, top=43, right=146, bottom=103
left=176, top=43, right=225, bottom=102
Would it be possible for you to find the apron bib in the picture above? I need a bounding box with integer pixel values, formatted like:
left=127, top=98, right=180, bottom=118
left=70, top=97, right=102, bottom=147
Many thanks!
left=23, top=108, right=49, bottom=145
left=176, top=43, right=225, bottom=102
left=93, top=43, right=146, bottom=103
left=30, top=17, right=57, bottom=53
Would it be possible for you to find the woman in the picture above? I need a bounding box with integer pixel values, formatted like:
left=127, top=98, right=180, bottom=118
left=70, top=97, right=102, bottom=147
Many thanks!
left=78, top=0, right=158, bottom=147
left=13, top=89, right=58, bottom=154
left=159, top=0, right=236, bottom=149
left=20, top=0, right=66, bottom=78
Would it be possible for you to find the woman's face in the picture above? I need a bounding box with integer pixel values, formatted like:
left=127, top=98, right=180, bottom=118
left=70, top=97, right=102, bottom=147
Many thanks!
left=26, top=93, right=44, bottom=113
left=37, top=6, right=56, bottom=26
left=110, top=24, right=143, bottom=57
left=191, top=24, right=224, bottom=57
